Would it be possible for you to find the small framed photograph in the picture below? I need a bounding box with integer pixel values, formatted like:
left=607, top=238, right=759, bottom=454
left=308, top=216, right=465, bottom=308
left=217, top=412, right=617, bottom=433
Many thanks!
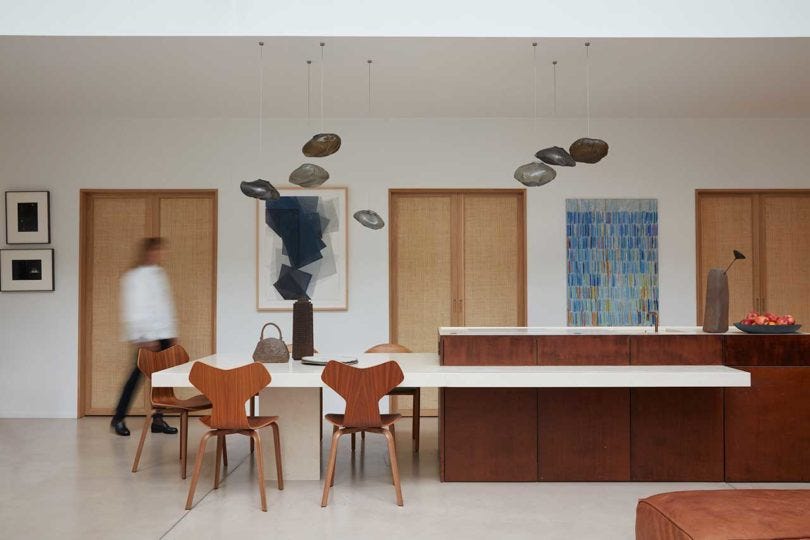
left=0, top=249, right=55, bottom=292
left=5, top=191, right=51, bottom=244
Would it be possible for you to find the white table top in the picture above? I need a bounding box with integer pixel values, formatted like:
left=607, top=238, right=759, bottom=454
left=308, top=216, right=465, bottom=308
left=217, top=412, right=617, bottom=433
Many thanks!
left=151, top=353, right=751, bottom=389
left=439, top=326, right=747, bottom=336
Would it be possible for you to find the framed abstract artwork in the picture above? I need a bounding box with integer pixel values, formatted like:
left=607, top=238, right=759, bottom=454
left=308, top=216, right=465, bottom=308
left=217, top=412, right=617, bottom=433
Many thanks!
left=5, top=191, right=51, bottom=244
left=256, top=187, right=347, bottom=311
left=0, top=248, right=55, bottom=292
left=566, top=198, right=659, bottom=326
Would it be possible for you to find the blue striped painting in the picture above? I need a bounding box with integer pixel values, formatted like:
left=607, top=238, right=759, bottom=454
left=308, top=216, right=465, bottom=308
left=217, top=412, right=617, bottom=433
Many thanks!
left=566, top=199, right=659, bottom=326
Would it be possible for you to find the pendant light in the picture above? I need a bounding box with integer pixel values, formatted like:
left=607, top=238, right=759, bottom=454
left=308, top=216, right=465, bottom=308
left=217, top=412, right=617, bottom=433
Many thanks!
left=514, top=42, right=556, bottom=187
left=290, top=57, right=331, bottom=187
left=241, top=41, right=280, bottom=201
left=354, top=58, right=386, bottom=230
left=302, top=42, right=341, bottom=157
left=536, top=60, right=576, bottom=167
left=569, top=41, right=609, bottom=164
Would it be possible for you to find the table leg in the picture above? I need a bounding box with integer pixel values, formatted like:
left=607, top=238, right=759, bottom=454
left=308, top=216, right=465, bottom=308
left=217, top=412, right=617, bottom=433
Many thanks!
left=258, top=387, right=322, bottom=481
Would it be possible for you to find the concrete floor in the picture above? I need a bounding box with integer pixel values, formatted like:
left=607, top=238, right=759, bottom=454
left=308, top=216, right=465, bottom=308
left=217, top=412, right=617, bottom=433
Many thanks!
left=1, top=417, right=806, bottom=540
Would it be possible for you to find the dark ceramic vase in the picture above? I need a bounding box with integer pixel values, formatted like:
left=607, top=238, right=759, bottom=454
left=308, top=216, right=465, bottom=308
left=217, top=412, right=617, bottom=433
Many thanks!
left=702, top=269, right=729, bottom=333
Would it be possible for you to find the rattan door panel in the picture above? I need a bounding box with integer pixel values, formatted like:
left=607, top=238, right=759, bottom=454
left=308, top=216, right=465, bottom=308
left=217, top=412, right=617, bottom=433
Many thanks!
left=86, top=195, right=152, bottom=415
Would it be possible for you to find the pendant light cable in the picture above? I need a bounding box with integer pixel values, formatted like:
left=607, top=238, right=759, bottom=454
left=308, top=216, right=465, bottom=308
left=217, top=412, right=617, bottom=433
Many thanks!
left=367, top=59, right=373, bottom=116
left=320, top=42, right=325, bottom=133
left=532, top=42, right=538, bottom=135
left=552, top=60, right=558, bottom=117
left=258, top=41, right=264, bottom=162
left=585, top=41, right=591, bottom=137
left=306, top=60, right=312, bottom=124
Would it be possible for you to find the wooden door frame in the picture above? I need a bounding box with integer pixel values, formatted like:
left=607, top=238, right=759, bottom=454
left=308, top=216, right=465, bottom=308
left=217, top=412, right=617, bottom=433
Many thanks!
left=388, top=188, right=528, bottom=344
left=695, top=189, right=810, bottom=323
left=77, top=189, right=218, bottom=417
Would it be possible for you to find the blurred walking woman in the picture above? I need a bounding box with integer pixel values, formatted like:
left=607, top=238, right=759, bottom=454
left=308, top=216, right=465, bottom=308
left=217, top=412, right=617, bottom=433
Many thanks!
left=111, top=237, right=179, bottom=437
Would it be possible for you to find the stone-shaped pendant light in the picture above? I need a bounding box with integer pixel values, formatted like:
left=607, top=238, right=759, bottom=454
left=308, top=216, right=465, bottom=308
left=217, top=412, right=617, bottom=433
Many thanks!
left=570, top=42, right=609, bottom=164
left=353, top=209, right=385, bottom=230
left=569, top=138, right=609, bottom=164
left=535, top=146, right=576, bottom=167
left=514, top=162, right=557, bottom=187
left=302, top=133, right=341, bottom=157
left=289, top=163, right=329, bottom=187
left=240, top=179, right=280, bottom=200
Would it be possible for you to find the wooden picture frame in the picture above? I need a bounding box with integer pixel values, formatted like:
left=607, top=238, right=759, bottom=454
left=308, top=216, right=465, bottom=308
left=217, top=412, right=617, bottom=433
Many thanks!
left=0, top=248, right=55, bottom=291
left=5, top=191, right=51, bottom=244
left=256, top=187, right=348, bottom=311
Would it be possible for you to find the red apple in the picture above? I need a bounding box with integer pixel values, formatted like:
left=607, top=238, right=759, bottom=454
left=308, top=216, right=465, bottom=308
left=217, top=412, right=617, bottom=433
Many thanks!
left=765, top=312, right=778, bottom=322
left=754, top=315, right=768, bottom=325
left=746, top=311, right=759, bottom=319
left=776, top=317, right=788, bottom=325
left=741, top=318, right=755, bottom=325
left=785, top=315, right=796, bottom=325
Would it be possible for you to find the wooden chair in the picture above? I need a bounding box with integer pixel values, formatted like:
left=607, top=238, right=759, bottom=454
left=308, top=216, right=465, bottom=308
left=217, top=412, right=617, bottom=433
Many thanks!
left=186, top=362, right=283, bottom=512
left=131, top=345, right=214, bottom=479
left=321, top=360, right=405, bottom=507
left=363, top=343, right=419, bottom=452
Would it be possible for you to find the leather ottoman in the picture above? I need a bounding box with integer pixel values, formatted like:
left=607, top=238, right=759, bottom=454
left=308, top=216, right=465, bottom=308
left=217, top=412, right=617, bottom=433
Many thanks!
left=636, top=490, right=810, bottom=540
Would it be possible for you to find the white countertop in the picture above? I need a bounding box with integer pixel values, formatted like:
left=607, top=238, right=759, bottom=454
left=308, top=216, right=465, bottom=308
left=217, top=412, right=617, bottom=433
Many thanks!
left=439, top=326, right=747, bottom=336
left=152, top=352, right=750, bottom=389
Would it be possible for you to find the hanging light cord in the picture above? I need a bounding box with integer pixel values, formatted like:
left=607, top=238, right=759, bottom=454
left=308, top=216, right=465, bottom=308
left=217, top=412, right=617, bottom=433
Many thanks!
left=320, top=42, right=325, bottom=132
left=585, top=41, right=591, bottom=137
left=552, top=60, right=558, bottom=117
left=258, top=41, right=264, bottom=160
left=532, top=42, right=537, bottom=134
left=367, top=59, right=373, bottom=115
left=306, top=60, right=312, bottom=124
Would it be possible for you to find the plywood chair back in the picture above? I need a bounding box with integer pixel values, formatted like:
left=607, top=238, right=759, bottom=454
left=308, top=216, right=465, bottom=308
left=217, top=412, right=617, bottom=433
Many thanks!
left=321, top=360, right=404, bottom=428
left=137, top=345, right=190, bottom=404
left=189, top=362, right=271, bottom=430
left=365, top=343, right=412, bottom=353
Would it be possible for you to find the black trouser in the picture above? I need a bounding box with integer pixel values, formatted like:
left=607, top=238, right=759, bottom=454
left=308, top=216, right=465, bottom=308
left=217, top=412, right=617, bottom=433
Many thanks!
left=113, top=338, right=173, bottom=422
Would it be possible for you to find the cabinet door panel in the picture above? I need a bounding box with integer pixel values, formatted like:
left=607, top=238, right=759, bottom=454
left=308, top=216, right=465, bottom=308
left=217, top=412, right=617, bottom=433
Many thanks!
left=390, top=195, right=454, bottom=415
left=86, top=196, right=152, bottom=414
left=462, top=193, right=525, bottom=326
left=725, top=367, right=810, bottom=481
left=443, top=388, right=538, bottom=481
left=762, top=195, right=810, bottom=325
left=697, top=194, right=756, bottom=324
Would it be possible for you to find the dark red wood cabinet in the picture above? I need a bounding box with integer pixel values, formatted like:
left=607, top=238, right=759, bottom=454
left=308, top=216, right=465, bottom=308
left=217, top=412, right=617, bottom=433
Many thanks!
left=439, top=332, right=810, bottom=482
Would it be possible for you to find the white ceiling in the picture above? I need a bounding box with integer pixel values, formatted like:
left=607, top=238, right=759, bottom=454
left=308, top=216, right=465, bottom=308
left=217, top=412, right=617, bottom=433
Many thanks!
left=1, top=37, right=809, bottom=118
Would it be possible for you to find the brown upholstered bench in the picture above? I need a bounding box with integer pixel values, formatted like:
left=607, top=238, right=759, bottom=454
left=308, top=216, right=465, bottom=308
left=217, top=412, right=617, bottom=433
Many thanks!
left=636, top=490, right=810, bottom=540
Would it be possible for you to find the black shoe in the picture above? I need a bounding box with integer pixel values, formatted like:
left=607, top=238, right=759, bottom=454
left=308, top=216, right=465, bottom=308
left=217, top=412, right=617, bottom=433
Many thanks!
left=111, top=419, right=130, bottom=436
left=151, top=418, right=178, bottom=434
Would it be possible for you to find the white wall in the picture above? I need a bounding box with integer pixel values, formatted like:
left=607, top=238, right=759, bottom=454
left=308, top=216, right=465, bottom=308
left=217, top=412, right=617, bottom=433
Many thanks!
left=1, top=116, right=809, bottom=417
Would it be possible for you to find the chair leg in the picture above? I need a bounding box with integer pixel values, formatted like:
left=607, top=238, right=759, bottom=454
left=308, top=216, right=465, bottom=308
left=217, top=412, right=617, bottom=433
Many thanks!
left=361, top=431, right=365, bottom=441
left=214, top=435, right=223, bottom=489
left=180, top=411, right=188, bottom=479
left=185, top=431, right=214, bottom=510
left=384, top=428, right=404, bottom=506
left=222, top=436, right=228, bottom=467
left=413, top=389, right=421, bottom=453
left=321, top=429, right=341, bottom=507
left=249, top=395, right=256, bottom=453
left=267, top=422, right=284, bottom=490
left=251, top=432, right=267, bottom=512
left=351, top=432, right=356, bottom=452
left=131, top=410, right=154, bottom=473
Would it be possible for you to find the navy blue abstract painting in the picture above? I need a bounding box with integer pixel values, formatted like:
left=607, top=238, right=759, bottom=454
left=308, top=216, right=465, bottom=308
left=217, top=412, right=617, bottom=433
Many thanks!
left=566, top=199, right=659, bottom=326
left=256, top=188, right=347, bottom=310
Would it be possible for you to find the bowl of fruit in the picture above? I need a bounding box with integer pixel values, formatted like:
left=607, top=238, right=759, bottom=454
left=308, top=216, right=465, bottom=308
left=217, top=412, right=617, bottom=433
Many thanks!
left=734, top=312, right=801, bottom=334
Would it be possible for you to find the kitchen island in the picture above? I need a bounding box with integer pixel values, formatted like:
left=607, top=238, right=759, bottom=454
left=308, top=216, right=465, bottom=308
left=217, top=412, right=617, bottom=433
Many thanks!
left=439, top=326, right=810, bottom=482
left=152, top=331, right=751, bottom=481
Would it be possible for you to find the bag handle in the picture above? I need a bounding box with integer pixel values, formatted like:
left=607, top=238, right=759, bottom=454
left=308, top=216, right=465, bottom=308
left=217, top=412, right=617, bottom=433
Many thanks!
left=260, top=322, right=283, bottom=341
